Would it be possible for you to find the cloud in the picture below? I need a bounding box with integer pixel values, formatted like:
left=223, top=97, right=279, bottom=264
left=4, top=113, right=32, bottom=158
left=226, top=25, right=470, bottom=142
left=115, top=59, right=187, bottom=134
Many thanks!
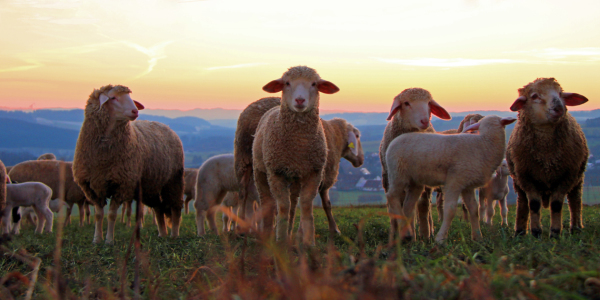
left=521, top=48, right=600, bottom=60
left=121, top=40, right=174, bottom=80
left=374, top=57, right=518, bottom=67
left=205, top=63, right=268, bottom=71
left=0, top=59, right=43, bottom=73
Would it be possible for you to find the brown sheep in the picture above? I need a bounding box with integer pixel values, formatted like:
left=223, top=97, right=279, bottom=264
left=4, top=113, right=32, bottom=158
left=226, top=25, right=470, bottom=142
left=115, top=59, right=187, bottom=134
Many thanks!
left=183, top=168, right=199, bottom=214
left=73, top=84, right=184, bottom=244
left=9, top=160, right=91, bottom=226
left=37, top=153, right=57, bottom=160
left=253, top=66, right=339, bottom=245
left=506, top=78, right=589, bottom=238
left=479, top=160, right=510, bottom=226
left=0, top=160, right=6, bottom=215
left=379, top=88, right=451, bottom=240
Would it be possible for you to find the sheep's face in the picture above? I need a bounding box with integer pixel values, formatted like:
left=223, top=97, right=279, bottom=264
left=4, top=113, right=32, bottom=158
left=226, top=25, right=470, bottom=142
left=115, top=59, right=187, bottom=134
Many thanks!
left=100, top=91, right=145, bottom=121
left=387, top=88, right=451, bottom=129
left=496, top=160, right=509, bottom=177
left=463, top=115, right=516, bottom=134
left=510, top=78, right=588, bottom=125
left=458, top=114, right=484, bottom=132
left=263, top=77, right=339, bottom=113
left=343, top=127, right=364, bottom=167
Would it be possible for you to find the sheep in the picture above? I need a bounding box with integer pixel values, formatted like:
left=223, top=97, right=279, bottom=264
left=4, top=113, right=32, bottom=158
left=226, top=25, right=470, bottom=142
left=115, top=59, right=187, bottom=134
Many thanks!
left=506, top=78, right=589, bottom=238
left=2, top=182, right=53, bottom=234
left=479, top=160, right=510, bottom=226
left=194, top=154, right=257, bottom=236
left=9, top=160, right=91, bottom=226
left=183, top=168, right=198, bottom=214
left=222, top=191, right=242, bottom=232
left=379, top=88, right=451, bottom=239
left=253, top=65, right=339, bottom=245
left=436, top=113, right=485, bottom=222
left=72, top=84, right=185, bottom=244
left=235, top=97, right=365, bottom=235
left=37, top=153, right=57, bottom=160
left=0, top=160, right=6, bottom=216
left=14, top=199, right=70, bottom=233
left=385, top=115, right=516, bottom=243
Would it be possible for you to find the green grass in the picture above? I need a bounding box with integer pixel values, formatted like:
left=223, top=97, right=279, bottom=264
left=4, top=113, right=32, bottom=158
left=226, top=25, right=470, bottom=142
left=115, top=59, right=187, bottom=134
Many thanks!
left=2, top=205, right=600, bottom=299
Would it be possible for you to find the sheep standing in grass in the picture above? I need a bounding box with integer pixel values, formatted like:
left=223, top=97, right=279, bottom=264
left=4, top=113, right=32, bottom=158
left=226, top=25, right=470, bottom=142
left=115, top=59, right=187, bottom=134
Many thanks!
left=73, top=84, right=184, bottom=244
left=379, top=88, right=451, bottom=239
left=253, top=66, right=339, bottom=245
left=506, top=78, right=589, bottom=238
left=195, top=154, right=256, bottom=236
left=9, top=160, right=91, bottom=226
left=13, top=199, right=69, bottom=234
left=386, top=115, right=515, bottom=243
left=183, top=168, right=198, bottom=214
left=222, top=192, right=242, bottom=232
left=479, top=160, right=510, bottom=226
left=2, top=182, right=53, bottom=234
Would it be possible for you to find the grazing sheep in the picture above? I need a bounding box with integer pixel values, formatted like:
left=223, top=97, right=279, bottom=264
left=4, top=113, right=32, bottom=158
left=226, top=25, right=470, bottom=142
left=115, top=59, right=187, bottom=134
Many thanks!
left=436, top=113, right=485, bottom=222
left=386, top=115, right=516, bottom=243
left=222, top=192, right=242, bottom=232
left=479, top=160, right=510, bottom=226
left=379, top=88, right=451, bottom=239
left=184, top=168, right=198, bottom=214
left=15, top=198, right=70, bottom=233
left=72, top=84, right=185, bottom=244
left=37, top=153, right=57, bottom=160
left=9, top=160, right=91, bottom=226
left=2, top=182, right=53, bottom=234
left=506, top=78, right=589, bottom=238
left=195, top=154, right=256, bottom=236
left=253, top=66, right=339, bottom=245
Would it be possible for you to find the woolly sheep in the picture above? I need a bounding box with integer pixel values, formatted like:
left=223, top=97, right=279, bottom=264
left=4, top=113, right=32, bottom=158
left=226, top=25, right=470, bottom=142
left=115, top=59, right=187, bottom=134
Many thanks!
left=379, top=88, right=451, bottom=239
left=506, top=78, right=589, bottom=238
left=221, top=192, right=242, bottom=232
left=0, top=160, right=6, bottom=216
left=15, top=198, right=70, bottom=233
left=184, top=168, right=198, bottom=214
left=73, top=84, right=185, bottom=244
left=37, top=153, right=57, bottom=160
left=479, top=160, right=510, bottom=226
left=2, top=182, right=53, bottom=234
left=253, top=66, right=339, bottom=245
left=195, top=154, right=256, bottom=236
left=9, top=160, right=91, bottom=226
left=386, top=115, right=516, bottom=243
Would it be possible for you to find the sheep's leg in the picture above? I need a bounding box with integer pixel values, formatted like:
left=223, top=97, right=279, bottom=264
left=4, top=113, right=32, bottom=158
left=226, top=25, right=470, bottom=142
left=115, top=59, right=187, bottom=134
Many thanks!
left=126, top=201, right=134, bottom=227
left=499, top=197, right=508, bottom=226
left=231, top=205, right=239, bottom=230
left=514, top=183, right=529, bottom=236
left=78, top=203, right=85, bottom=227
left=298, top=174, right=321, bottom=246
left=154, top=208, right=169, bottom=237
left=32, top=206, right=46, bottom=234
left=416, top=188, right=432, bottom=239
left=435, top=189, right=444, bottom=223
left=320, top=188, right=341, bottom=235
left=549, top=194, right=564, bottom=238
left=119, top=203, right=125, bottom=224
left=222, top=206, right=232, bottom=232
left=485, top=199, right=495, bottom=226
left=435, top=188, right=460, bottom=244
left=64, top=202, right=72, bottom=226
left=170, top=206, right=181, bottom=238
left=184, top=195, right=191, bottom=215
left=461, top=203, right=469, bottom=221
left=462, top=189, right=482, bottom=241
left=196, top=209, right=207, bottom=236
left=1, top=206, right=12, bottom=234
left=207, top=191, right=226, bottom=234
left=105, top=200, right=120, bottom=243
left=385, top=186, right=404, bottom=242
left=479, top=191, right=487, bottom=223
left=567, top=180, right=584, bottom=233
left=527, top=192, right=543, bottom=238
left=268, top=174, right=291, bottom=243
left=255, top=170, right=276, bottom=235
left=401, top=184, right=425, bottom=242
left=93, top=204, right=105, bottom=243
left=288, top=183, right=300, bottom=235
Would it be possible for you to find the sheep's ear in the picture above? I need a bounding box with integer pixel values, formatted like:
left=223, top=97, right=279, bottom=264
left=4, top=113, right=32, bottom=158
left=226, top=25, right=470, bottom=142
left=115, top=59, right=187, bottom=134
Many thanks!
left=133, top=100, right=145, bottom=110
left=263, top=79, right=284, bottom=93
left=347, top=131, right=359, bottom=156
left=430, top=100, right=451, bottom=120
left=386, top=98, right=401, bottom=121
left=562, top=93, right=588, bottom=106
left=510, top=96, right=527, bottom=111
left=99, top=94, right=110, bottom=107
left=462, top=122, right=480, bottom=133
left=500, top=117, right=516, bottom=126
left=317, top=79, right=340, bottom=94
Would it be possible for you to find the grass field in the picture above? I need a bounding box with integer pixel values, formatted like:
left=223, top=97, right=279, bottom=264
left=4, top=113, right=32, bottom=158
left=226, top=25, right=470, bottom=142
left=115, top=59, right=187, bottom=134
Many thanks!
left=2, top=204, right=600, bottom=299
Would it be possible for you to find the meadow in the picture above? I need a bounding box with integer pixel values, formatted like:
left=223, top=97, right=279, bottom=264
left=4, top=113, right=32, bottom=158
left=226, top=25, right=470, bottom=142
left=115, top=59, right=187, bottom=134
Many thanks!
left=2, top=204, right=600, bottom=299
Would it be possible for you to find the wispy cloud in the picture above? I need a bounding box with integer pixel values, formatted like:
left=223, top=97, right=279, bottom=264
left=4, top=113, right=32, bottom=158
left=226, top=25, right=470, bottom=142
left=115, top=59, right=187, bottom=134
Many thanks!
left=374, top=57, right=518, bottom=67
left=206, top=63, right=268, bottom=71
left=121, top=41, right=174, bottom=80
left=519, top=47, right=600, bottom=60
left=0, top=59, right=43, bottom=73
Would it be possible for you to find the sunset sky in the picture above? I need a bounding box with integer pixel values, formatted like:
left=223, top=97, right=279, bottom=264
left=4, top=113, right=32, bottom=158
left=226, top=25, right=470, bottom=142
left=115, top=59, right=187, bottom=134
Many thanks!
left=1, top=0, right=599, bottom=113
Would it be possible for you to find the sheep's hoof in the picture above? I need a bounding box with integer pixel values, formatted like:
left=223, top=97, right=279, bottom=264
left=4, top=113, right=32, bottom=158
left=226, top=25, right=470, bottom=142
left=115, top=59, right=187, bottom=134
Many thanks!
left=514, top=229, right=526, bottom=237
left=570, top=226, right=583, bottom=234
left=105, top=239, right=114, bottom=245
left=401, top=235, right=413, bottom=244
left=531, top=228, right=542, bottom=238
left=550, top=229, right=561, bottom=239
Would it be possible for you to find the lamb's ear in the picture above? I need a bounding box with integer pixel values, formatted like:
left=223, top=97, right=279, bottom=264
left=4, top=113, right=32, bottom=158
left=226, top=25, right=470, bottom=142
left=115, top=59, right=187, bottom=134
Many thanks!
left=510, top=96, right=527, bottom=111
left=317, top=79, right=340, bottom=94
left=386, top=98, right=401, bottom=121
left=429, top=100, right=451, bottom=120
left=99, top=94, right=110, bottom=107
left=347, top=131, right=359, bottom=156
left=562, top=93, right=588, bottom=106
left=263, top=79, right=284, bottom=93
left=462, top=122, right=480, bottom=133
left=133, top=100, right=145, bottom=110
left=500, top=117, right=516, bottom=126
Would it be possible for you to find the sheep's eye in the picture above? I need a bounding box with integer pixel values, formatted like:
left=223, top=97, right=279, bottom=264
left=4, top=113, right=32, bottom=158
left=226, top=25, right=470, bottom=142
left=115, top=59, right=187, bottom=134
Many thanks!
left=404, top=102, right=410, bottom=107
left=110, top=97, right=117, bottom=100
left=311, top=82, right=316, bottom=87
left=285, top=82, right=290, bottom=86
left=531, top=93, right=538, bottom=100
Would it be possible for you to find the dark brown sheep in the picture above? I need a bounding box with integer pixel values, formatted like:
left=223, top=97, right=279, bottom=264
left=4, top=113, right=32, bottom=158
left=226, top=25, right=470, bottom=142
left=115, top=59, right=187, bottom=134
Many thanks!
left=183, top=168, right=199, bottom=214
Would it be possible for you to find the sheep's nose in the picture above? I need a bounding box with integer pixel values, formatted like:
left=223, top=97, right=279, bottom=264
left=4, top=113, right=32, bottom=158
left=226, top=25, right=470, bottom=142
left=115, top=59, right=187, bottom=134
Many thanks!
left=132, top=109, right=139, bottom=115
left=420, top=119, right=429, bottom=127
left=295, top=98, right=306, bottom=105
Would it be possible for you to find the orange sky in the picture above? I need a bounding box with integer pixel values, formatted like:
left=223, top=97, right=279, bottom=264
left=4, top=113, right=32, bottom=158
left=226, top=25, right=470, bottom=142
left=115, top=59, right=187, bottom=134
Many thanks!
left=1, top=0, right=599, bottom=113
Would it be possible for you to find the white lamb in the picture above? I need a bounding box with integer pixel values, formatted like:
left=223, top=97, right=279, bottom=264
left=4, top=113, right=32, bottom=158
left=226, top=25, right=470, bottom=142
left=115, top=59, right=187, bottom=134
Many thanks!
left=479, top=160, right=510, bottom=226
left=385, top=115, right=516, bottom=243
left=1, top=182, right=54, bottom=234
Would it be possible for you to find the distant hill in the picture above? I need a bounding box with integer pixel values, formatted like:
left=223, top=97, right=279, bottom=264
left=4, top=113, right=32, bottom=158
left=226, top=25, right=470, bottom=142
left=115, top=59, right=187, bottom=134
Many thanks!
left=0, top=118, right=79, bottom=150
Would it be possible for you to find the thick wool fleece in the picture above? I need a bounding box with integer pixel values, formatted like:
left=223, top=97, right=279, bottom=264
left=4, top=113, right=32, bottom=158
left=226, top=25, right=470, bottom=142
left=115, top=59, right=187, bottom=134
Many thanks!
left=37, top=153, right=57, bottom=160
